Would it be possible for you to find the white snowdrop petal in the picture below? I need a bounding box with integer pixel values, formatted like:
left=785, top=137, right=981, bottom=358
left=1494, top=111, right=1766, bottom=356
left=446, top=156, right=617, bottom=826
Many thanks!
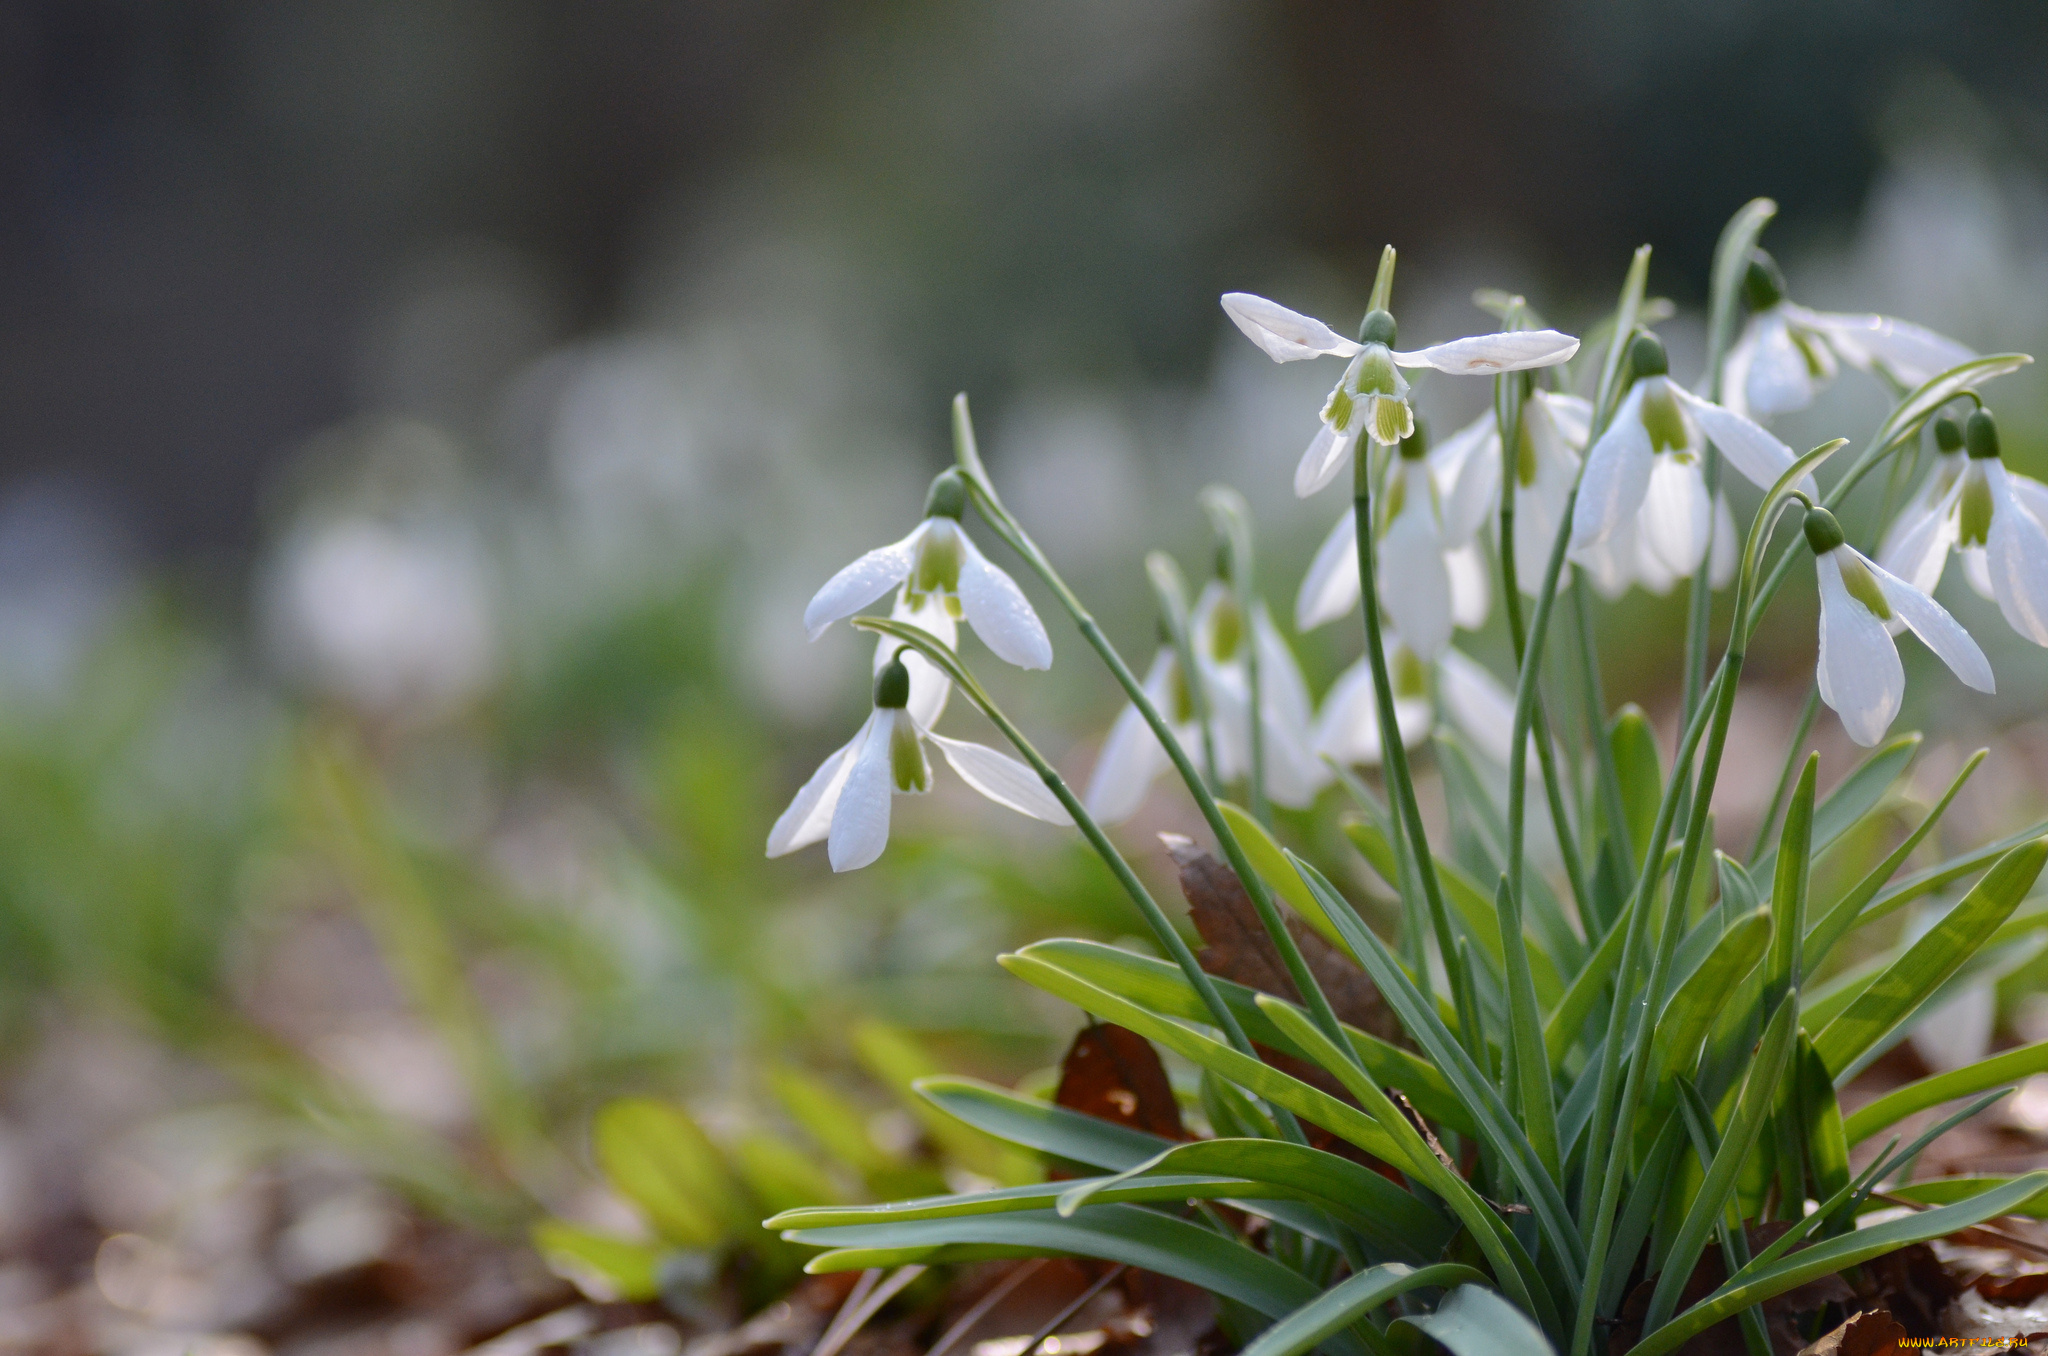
left=1984, top=463, right=2048, bottom=646
left=1570, top=386, right=1654, bottom=549
left=1742, top=311, right=1819, bottom=418
left=1434, top=414, right=1502, bottom=547
left=1861, top=550, right=1995, bottom=693
left=1875, top=502, right=1956, bottom=597
left=827, top=712, right=898, bottom=870
left=1806, top=309, right=1974, bottom=385
left=956, top=532, right=1053, bottom=669
left=1312, top=656, right=1387, bottom=766
left=1445, top=542, right=1491, bottom=629
left=1378, top=512, right=1453, bottom=662
left=1961, top=546, right=1995, bottom=601
left=1295, top=423, right=1357, bottom=498
left=1083, top=650, right=1176, bottom=824
left=1708, top=493, right=1739, bottom=590
left=929, top=734, right=1073, bottom=824
left=1514, top=480, right=1570, bottom=596
left=2008, top=472, right=2048, bottom=528
left=1720, top=322, right=1759, bottom=420
left=1393, top=329, right=1580, bottom=373
left=804, top=526, right=923, bottom=639
left=1815, top=553, right=1904, bottom=748
left=1640, top=456, right=1713, bottom=577
left=766, top=722, right=868, bottom=857
left=1438, top=649, right=1520, bottom=767
left=1253, top=606, right=1318, bottom=738
left=1574, top=525, right=1637, bottom=600
left=876, top=593, right=958, bottom=729
left=1536, top=392, right=1594, bottom=449
left=1672, top=387, right=1805, bottom=494
left=1296, top=509, right=1361, bottom=631
left=1220, top=293, right=1362, bottom=362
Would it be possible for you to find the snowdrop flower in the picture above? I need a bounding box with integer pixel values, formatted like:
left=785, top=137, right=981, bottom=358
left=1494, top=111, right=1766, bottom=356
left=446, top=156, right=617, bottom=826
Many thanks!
left=1507, top=390, right=1592, bottom=593
left=1193, top=582, right=1326, bottom=809
left=1571, top=332, right=1802, bottom=578
left=1877, top=410, right=2048, bottom=645
left=804, top=470, right=1052, bottom=669
left=1313, top=640, right=1520, bottom=768
left=1723, top=251, right=1974, bottom=421
left=1083, top=646, right=1200, bottom=824
left=1295, top=418, right=1492, bottom=656
left=1576, top=493, right=1738, bottom=600
left=767, top=652, right=1071, bottom=871
left=1803, top=506, right=1993, bottom=747
left=1220, top=294, right=1579, bottom=497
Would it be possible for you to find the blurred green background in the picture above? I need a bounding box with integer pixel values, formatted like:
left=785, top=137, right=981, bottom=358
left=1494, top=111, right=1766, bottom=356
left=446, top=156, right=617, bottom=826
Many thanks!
left=4, top=0, right=2048, bottom=1339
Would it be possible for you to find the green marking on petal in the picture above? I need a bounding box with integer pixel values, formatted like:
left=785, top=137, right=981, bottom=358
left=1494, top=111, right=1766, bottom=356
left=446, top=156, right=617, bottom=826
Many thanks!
left=1206, top=594, right=1243, bottom=664
left=1322, top=386, right=1355, bottom=434
left=1516, top=420, right=1539, bottom=487
left=1958, top=464, right=1994, bottom=548
left=889, top=714, right=930, bottom=793
left=1370, top=394, right=1414, bottom=448
left=1640, top=380, right=1690, bottom=453
left=911, top=519, right=964, bottom=603
left=1790, top=325, right=1830, bottom=379
left=1355, top=345, right=1401, bottom=397
left=1168, top=658, right=1195, bottom=725
left=1393, top=647, right=1430, bottom=700
left=1839, top=554, right=1892, bottom=622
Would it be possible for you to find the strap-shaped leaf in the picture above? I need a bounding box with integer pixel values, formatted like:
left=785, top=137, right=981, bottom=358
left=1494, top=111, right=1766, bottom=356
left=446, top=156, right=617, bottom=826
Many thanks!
left=1237, top=1263, right=1487, bottom=1356
left=1434, top=731, right=1583, bottom=971
left=1811, top=838, right=2047, bottom=1078
left=1646, top=909, right=1769, bottom=1091
left=1625, top=1171, right=2048, bottom=1356
left=1874, top=1173, right=2048, bottom=1218
left=1764, top=755, right=1817, bottom=1005
left=1392, top=1283, right=1558, bottom=1356
left=1794, top=1034, right=1851, bottom=1206
left=1288, top=852, right=1585, bottom=1285
left=769, top=1173, right=1332, bottom=1235
left=913, top=1075, right=1170, bottom=1170
left=1750, top=736, right=1915, bottom=883
left=1854, top=819, right=2048, bottom=931
left=1054, top=1137, right=1450, bottom=1261
left=1218, top=801, right=1348, bottom=953
left=1867, top=354, right=2034, bottom=461
left=1845, top=1038, right=2048, bottom=1145
left=998, top=951, right=1407, bottom=1164
left=785, top=1204, right=1370, bottom=1356
left=1013, top=938, right=1473, bottom=1136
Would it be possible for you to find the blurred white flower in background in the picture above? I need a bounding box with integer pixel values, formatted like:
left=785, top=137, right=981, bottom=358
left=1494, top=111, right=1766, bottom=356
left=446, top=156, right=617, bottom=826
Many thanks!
left=267, top=514, right=497, bottom=720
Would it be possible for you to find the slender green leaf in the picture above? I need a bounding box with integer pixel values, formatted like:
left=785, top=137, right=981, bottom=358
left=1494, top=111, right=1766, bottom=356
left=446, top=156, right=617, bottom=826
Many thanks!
left=1867, top=354, right=2034, bottom=460
left=855, top=1022, right=1039, bottom=1184
left=1494, top=875, right=1562, bottom=1182
left=1793, top=1035, right=1851, bottom=1206
left=1435, top=732, right=1582, bottom=970
left=1544, top=905, right=1627, bottom=1065
left=1592, top=246, right=1652, bottom=430
left=1811, top=839, right=2047, bottom=1077
left=1014, top=938, right=1473, bottom=1136
left=998, top=952, right=1408, bottom=1164
left=1856, top=819, right=2048, bottom=931
left=594, top=1098, right=745, bottom=1248
left=788, top=1204, right=1372, bottom=1356
left=1393, top=1284, right=1558, bottom=1356
left=1716, top=853, right=1760, bottom=917
left=1642, top=997, right=1799, bottom=1332
left=1845, top=1038, right=2048, bottom=1144
left=1610, top=706, right=1662, bottom=872
left=530, top=1220, right=663, bottom=1302
left=915, top=1076, right=1171, bottom=1171
left=1220, top=801, right=1346, bottom=952
left=1704, top=198, right=1776, bottom=401
left=1647, top=909, right=1769, bottom=1090
left=1626, top=1171, right=2048, bottom=1356
left=1765, top=756, right=1817, bottom=1005
left=1238, top=1264, right=1487, bottom=1356
left=1838, top=933, right=2048, bottom=1083
left=1875, top=1173, right=2048, bottom=1218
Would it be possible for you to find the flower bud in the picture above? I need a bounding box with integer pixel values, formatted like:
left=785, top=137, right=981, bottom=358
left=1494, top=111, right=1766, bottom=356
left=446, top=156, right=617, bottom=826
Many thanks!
left=1965, top=409, right=2001, bottom=461
left=1934, top=416, right=1965, bottom=453
left=1802, top=506, right=1846, bottom=555
left=1358, top=309, right=1397, bottom=348
left=1742, top=250, right=1786, bottom=312
left=1629, top=332, right=1669, bottom=380
left=1398, top=422, right=1429, bottom=461
left=924, top=467, right=969, bottom=519
left=874, top=652, right=912, bottom=709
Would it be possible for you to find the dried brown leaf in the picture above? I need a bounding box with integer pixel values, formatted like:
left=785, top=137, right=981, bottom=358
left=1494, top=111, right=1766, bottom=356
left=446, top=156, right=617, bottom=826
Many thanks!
left=1053, top=1023, right=1186, bottom=1141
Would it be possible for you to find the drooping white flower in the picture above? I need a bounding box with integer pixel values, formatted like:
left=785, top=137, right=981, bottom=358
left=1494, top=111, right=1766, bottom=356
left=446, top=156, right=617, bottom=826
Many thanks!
left=1876, top=410, right=2048, bottom=646
left=1192, top=582, right=1327, bottom=809
left=804, top=470, right=1051, bottom=669
left=1803, top=506, right=1993, bottom=747
left=1220, top=294, right=1579, bottom=498
left=1295, top=419, right=1492, bottom=655
left=1576, top=492, right=1737, bottom=600
left=767, top=652, right=1071, bottom=871
left=1723, top=251, right=1974, bottom=421
left=1083, top=647, right=1201, bottom=824
left=1313, top=640, right=1521, bottom=768
left=1571, top=332, right=1803, bottom=577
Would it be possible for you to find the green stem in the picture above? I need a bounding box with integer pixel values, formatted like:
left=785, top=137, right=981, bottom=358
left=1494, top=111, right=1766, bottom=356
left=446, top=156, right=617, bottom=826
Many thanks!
left=962, top=481, right=1362, bottom=1075
left=1145, top=553, right=1219, bottom=795
left=1352, top=446, right=1463, bottom=1012
left=1574, top=574, right=1634, bottom=929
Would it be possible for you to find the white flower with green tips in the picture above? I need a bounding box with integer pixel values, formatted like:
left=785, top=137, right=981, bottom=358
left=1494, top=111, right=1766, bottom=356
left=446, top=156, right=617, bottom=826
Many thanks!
left=1190, top=582, right=1326, bottom=809
left=1876, top=410, right=2048, bottom=646
left=1219, top=294, right=1579, bottom=497
left=1803, top=506, right=1993, bottom=747
left=1295, top=415, right=1494, bottom=655
left=1571, top=332, right=1803, bottom=578
left=1082, top=646, right=1201, bottom=824
left=767, top=652, right=1071, bottom=871
left=804, top=470, right=1052, bottom=670
left=1313, top=639, right=1521, bottom=768
left=1724, top=250, right=1974, bottom=421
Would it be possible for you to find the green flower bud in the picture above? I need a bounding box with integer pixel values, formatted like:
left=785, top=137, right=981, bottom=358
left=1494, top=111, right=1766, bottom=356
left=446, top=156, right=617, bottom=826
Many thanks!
left=1742, top=250, right=1787, bottom=312
left=1802, top=506, right=1846, bottom=555
left=1398, top=421, right=1429, bottom=461
left=1965, top=409, right=2001, bottom=461
left=1358, top=309, right=1397, bottom=348
left=1629, top=332, right=1669, bottom=380
left=923, top=467, right=969, bottom=519
left=873, top=652, right=912, bottom=709
left=1934, top=416, right=1965, bottom=453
